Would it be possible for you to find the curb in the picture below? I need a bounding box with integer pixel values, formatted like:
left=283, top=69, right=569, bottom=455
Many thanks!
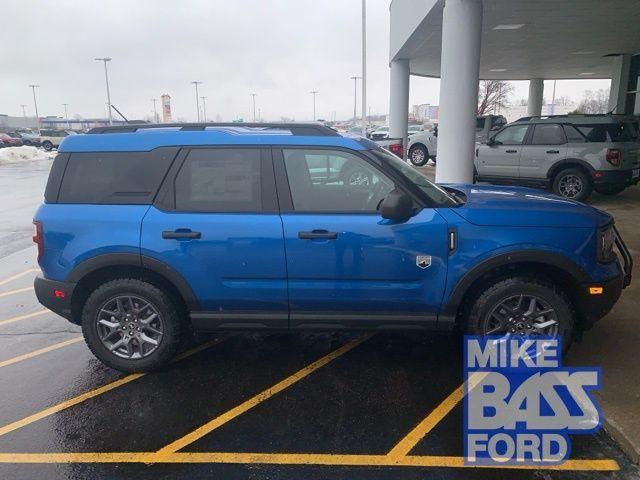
left=604, top=416, right=640, bottom=464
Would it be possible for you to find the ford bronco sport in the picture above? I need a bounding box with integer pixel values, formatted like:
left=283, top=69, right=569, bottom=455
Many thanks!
left=475, top=114, right=640, bottom=201
left=33, top=123, right=632, bottom=372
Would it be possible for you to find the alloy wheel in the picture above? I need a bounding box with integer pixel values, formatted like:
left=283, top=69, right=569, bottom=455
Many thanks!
left=558, top=174, right=583, bottom=199
left=482, top=294, right=559, bottom=337
left=96, top=295, right=164, bottom=359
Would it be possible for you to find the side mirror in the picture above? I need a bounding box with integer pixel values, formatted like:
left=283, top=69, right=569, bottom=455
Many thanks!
left=380, top=188, right=414, bottom=221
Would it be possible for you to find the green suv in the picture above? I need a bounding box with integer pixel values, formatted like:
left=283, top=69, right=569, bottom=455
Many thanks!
left=475, top=115, right=640, bottom=202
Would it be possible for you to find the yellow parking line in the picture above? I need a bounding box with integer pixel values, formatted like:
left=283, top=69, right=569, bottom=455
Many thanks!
left=0, top=269, right=38, bottom=287
left=388, top=385, right=464, bottom=458
left=0, top=335, right=231, bottom=439
left=0, top=452, right=619, bottom=470
left=0, top=286, right=34, bottom=298
left=0, top=309, right=49, bottom=327
left=157, top=333, right=374, bottom=455
left=0, top=336, right=83, bottom=369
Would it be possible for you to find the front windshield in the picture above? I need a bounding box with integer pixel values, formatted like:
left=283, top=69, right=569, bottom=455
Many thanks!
left=372, top=148, right=458, bottom=207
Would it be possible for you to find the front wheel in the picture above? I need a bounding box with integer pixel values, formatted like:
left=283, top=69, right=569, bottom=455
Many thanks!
left=81, top=278, right=182, bottom=372
left=552, top=168, right=592, bottom=202
left=466, top=277, right=574, bottom=352
left=594, top=184, right=626, bottom=196
left=42, top=141, right=53, bottom=151
left=408, top=145, right=429, bottom=166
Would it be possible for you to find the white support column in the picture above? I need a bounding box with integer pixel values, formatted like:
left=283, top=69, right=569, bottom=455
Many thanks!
left=527, top=79, right=544, bottom=117
left=608, top=54, right=631, bottom=113
left=435, top=0, right=482, bottom=184
left=389, top=59, right=410, bottom=158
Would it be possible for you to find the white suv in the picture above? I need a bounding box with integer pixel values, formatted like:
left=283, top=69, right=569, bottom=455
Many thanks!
left=39, top=129, right=76, bottom=151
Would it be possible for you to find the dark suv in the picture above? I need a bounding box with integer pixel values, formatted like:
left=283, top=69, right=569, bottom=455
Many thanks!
left=33, top=123, right=631, bottom=372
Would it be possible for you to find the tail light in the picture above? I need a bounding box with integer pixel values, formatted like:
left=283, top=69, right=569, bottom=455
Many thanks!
left=389, top=142, right=404, bottom=159
left=605, top=148, right=621, bottom=167
left=32, top=220, right=43, bottom=261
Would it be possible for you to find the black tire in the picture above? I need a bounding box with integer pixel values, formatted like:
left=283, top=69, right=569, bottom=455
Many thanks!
left=552, top=168, right=592, bottom=202
left=81, top=278, right=182, bottom=372
left=466, top=276, right=574, bottom=353
left=408, top=144, right=429, bottom=166
left=594, top=184, right=626, bottom=196
left=42, top=141, right=53, bottom=151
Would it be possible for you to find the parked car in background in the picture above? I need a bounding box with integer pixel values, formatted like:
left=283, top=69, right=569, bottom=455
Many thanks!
left=408, top=115, right=507, bottom=166
left=34, top=122, right=632, bottom=371
left=0, top=138, right=5, bottom=148
left=0, top=133, right=23, bottom=147
left=408, top=124, right=423, bottom=136
left=475, top=115, right=640, bottom=202
left=39, top=129, right=76, bottom=151
left=370, top=126, right=390, bottom=140
left=15, top=131, right=42, bottom=146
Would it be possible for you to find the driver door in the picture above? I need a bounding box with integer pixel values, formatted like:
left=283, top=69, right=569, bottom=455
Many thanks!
left=275, top=148, right=449, bottom=328
left=476, top=123, right=531, bottom=178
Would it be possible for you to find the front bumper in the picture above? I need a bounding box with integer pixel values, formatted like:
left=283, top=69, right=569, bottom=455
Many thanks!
left=578, top=226, right=632, bottom=329
left=594, top=169, right=640, bottom=187
left=34, top=276, right=77, bottom=323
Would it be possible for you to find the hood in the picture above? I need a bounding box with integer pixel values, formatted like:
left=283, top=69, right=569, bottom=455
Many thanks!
left=444, top=184, right=612, bottom=228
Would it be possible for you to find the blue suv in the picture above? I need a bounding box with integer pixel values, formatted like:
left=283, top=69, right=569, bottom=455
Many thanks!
left=33, top=123, right=632, bottom=372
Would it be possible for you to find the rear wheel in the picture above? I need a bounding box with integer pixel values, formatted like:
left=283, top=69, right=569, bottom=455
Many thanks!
left=42, top=141, right=53, bottom=151
left=466, top=277, right=574, bottom=352
left=409, top=144, right=429, bottom=166
left=81, top=278, right=182, bottom=372
left=594, top=184, right=626, bottom=196
left=552, top=168, right=592, bottom=202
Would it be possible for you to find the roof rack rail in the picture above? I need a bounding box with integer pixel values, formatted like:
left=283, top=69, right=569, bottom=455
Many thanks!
left=87, top=122, right=340, bottom=137
left=516, top=113, right=631, bottom=122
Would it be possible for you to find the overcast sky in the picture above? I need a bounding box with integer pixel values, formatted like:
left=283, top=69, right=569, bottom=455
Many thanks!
left=1, top=0, right=610, bottom=122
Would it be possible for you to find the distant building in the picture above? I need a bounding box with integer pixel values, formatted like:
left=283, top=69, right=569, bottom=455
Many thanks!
left=161, top=94, right=172, bottom=123
left=500, top=103, right=577, bottom=122
left=412, top=104, right=440, bottom=121
left=0, top=114, right=39, bottom=130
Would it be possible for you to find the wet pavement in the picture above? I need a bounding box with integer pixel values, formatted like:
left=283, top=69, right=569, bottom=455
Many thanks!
left=0, top=153, right=638, bottom=479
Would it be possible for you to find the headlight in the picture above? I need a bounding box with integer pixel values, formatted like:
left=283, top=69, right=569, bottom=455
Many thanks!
left=597, top=224, right=616, bottom=263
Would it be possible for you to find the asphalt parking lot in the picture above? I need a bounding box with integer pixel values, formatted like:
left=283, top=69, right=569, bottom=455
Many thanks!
left=0, top=153, right=638, bottom=479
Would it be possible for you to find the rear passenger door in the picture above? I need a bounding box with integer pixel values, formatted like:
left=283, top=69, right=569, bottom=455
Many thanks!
left=476, top=124, right=530, bottom=178
left=519, top=123, right=568, bottom=180
left=141, top=147, right=288, bottom=329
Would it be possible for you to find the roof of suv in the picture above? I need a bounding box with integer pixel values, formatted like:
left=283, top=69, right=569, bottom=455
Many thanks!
left=59, top=123, right=373, bottom=152
left=513, top=114, right=636, bottom=125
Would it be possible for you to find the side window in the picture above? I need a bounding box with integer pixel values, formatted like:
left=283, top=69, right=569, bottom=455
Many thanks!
left=492, top=125, right=529, bottom=145
left=530, top=124, right=566, bottom=145
left=563, top=125, right=586, bottom=143
left=175, top=148, right=261, bottom=212
left=283, top=149, right=394, bottom=212
left=58, top=150, right=175, bottom=204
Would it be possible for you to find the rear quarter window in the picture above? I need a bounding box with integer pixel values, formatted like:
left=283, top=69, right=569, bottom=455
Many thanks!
left=57, top=148, right=178, bottom=204
left=576, top=123, right=637, bottom=142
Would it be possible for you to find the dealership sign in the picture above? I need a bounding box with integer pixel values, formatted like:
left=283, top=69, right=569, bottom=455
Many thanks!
left=463, top=336, right=601, bottom=466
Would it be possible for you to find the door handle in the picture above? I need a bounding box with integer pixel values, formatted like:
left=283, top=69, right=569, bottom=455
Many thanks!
left=505, top=149, right=518, bottom=154
left=298, top=230, right=338, bottom=240
left=162, top=229, right=201, bottom=239
left=546, top=150, right=560, bottom=154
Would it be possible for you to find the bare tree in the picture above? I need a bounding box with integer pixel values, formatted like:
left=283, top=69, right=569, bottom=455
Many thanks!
left=574, top=89, right=610, bottom=114
left=477, top=80, right=514, bottom=116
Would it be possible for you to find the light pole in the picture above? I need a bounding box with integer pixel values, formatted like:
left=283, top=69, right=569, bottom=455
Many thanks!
left=361, top=0, right=367, bottom=135
left=310, top=90, right=319, bottom=120
left=250, top=93, right=257, bottom=122
left=62, top=103, right=69, bottom=129
left=151, top=98, right=159, bottom=123
left=191, top=81, right=202, bottom=121
left=20, top=104, right=27, bottom=127
left=28, top=85, right=40, bottom=127
left=95, top=58, right=113, bottom=125
left=350, top=76, right=361, bottom=123
left=201, top=96, right=208, bottom=122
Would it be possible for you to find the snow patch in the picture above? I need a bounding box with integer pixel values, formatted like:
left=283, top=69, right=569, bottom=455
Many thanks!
left=0, top=147, right=56, bottom=165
